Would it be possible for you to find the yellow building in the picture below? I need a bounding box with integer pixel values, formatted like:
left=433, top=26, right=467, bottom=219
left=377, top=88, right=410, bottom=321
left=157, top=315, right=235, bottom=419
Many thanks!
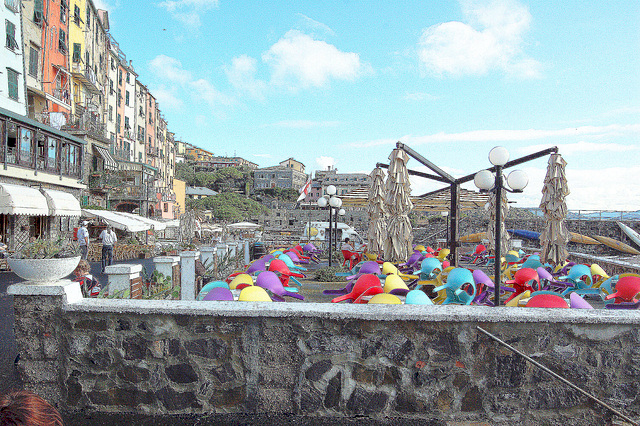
left=279, top=157, right=305, bottom=173
left=185, top=146, right=214, bottom=162
left=173, top=179, right=186, bottom=218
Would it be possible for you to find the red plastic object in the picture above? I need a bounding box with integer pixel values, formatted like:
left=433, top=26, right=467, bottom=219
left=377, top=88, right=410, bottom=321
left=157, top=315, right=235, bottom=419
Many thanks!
left=525, top=294, right=569, bottom=308
left=352, top=286, right=385, bottom=304
left=342, top=250, right=362, bottom=270
left=332, top=274, right=382, bottom=303
left=605, top=276, right=640, bottom=303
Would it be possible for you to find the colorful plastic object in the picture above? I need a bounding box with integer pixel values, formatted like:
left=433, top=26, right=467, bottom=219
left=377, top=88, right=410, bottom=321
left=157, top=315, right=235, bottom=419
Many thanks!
left=332, top=274, right=382, bottom=303
left=197, top=281, right=230, bottom=300
left=255, top=271, right=304, bottom=301
left=605, top=276, right=640, bottom=303
left=569, top=292, right=593, bottom=309
left=384, top=274, right=410, bottom=296
left=525, top=293, right=569, bottom=308
left=405, top=289, right=434, bottom=305
left=433, top=267, right=475, bottom=305
left=229, top=273, right=253, bottom=290
left=368, top=293, right=402, bottom=304
left=437, top=248, right=450, bottom=262
left=202, top=287, right=234, bottom=301
left=238, top=285, right=272, bottom=302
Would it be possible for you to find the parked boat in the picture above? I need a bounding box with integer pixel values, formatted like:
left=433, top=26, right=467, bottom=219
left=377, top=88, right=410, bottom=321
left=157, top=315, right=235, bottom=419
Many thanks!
left=617, top=222, right=640, bottom=249
left=459, top=232, right=487, bottom=243
left=592, top=235, right=640, bottom=255
left=569, top=232, right=601, bottom=245
left=508, top=229, right=541, bottom=240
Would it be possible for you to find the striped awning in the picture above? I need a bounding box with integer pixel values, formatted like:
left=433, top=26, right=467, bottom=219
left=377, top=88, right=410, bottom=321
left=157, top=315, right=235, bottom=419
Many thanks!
left=94, top=145, right=118, bottom=170
left=341, top=187, right=489, bottom=211
left=0, top=183, right=49, bottom=216
left=41, top=188, right=81, bottom=216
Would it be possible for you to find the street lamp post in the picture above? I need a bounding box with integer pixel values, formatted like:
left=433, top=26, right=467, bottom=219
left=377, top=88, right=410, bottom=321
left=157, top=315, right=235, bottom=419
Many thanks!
left=318, top=185, right=339, bottom=267
left=474, top=147, right=529, bottom=306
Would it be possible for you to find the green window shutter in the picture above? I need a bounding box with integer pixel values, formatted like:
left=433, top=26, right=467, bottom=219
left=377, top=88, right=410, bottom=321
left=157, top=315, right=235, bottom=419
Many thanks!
left=34, top=0, right=44, bottom=23
left=29, top=47, right=39, bottom=76
left=59, top=29, right=67, bottom=53
left=7, top=69, right=19, bottom=100
left=72, top=43, right=81, bottom=62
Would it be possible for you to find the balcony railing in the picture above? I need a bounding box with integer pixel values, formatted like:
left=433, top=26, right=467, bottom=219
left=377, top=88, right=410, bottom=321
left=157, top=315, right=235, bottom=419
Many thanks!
left=70, top=63, right=101, bottom=94
left=63, top=116, right=106, bottom=140
left=5, top=0, right=20, bottom=13
left=112, top=147, right=131, bottom=161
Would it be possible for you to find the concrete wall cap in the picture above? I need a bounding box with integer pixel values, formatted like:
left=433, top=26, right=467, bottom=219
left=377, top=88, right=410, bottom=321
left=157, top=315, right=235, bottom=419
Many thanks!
left=180, top=251, right=200, bottom=258
left=104, top=264, right=143, bottom=274
left=153, top=256, right=180, bottom=263
left=8, top=280, right=83, bottom=304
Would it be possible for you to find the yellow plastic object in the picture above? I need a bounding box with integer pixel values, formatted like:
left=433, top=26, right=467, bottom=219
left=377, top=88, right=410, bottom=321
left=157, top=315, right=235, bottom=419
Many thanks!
left=368, top=293, right=402, bottom=304
left=554, top=261, right=569, bottom=274
left=382, top=262, right=398, bottom=275
left=384, top=275, right=409, bottom=293
left=590, top=264, right=609, bottom=279
left=365, top=253, right=378, bottom=261
left=432, top=266, right=455, bottom=304
left=229, top=273, right=253, bottom=290
left=238, top=286, right=272, bottom=302
left=505, top=290, right=531, bottom=307
left=437, top=249, right=450, bottom=261
left=414, top=245, right=426, bottom=253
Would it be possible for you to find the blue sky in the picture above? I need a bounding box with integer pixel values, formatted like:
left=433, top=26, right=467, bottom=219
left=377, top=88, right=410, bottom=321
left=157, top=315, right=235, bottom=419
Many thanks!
left=98, top=0, right=639, bottom=211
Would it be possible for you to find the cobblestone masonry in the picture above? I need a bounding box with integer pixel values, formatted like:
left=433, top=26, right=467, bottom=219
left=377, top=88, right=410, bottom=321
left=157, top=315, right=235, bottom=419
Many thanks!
left=10, top=287, right=640, bottom=425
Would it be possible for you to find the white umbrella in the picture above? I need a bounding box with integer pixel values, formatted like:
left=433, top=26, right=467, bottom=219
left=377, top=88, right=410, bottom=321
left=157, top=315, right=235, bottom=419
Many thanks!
left=486, top=189, right=510, bottom=256
left=367, top=167, right=387, bottom=256
left=384, top=149, right=413, bottom=262
left=539, top=154, right=570, bottom=265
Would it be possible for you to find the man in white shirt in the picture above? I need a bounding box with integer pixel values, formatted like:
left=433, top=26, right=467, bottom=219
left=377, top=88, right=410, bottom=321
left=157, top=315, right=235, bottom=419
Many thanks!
left=341, top=238, right=355, bottom=252
left=77, top=221, right=90, bottom=260
left=99, top=224, right=117, bottom=273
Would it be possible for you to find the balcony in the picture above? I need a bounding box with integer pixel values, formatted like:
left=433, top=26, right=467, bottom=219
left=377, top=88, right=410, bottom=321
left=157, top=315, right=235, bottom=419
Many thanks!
left=88, top=173, right=121, bottom=191
left=63, top=113, right=106, bottom=140
left=112, top=147, right=131, bottom=161
left=71, top=62, right=101, bottom=95
left=147, top=147, right=158, bottom=157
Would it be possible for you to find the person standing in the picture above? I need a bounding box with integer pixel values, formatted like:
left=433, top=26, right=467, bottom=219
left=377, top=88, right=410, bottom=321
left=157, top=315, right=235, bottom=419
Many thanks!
left=77, top=221, right=89, bottom=260
left=99, top=224, right=117, bottom=273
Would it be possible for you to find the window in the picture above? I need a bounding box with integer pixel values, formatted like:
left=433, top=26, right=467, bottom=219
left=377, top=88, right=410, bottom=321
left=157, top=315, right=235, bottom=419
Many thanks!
left=85, top=51, right=89, bottom=67
left=72, top=43, right=81, bottom=62
left=29, top=46, right=39, bottom=77
left=164, top=203, right=168, bottom=212
left=124, top=116, right=130, bottom=130
left=58, top=29, right=67, bottom=53
left=86, top=5, right=91, bottom=29
left=118, top=69, right=122, bottom=85
left=7, top=68, right=19, bottom=100
left=34, top=0, right=44, bottom=24
left=126, top=72, right=130, bottom=83
left=116, top=113, right=121, bottom=132
left=5, top=20, right=18, bottom=51
left=74, top=5, right=81, bottom=25
left=47, top=137, right=57, bottom=167
left=125, top=91, right=129, bottom=106
left=108, top=105, right=113, bottom=121
left=60, top=0, right=67, bottom=23
left=20, top=128, right=33, bottom=156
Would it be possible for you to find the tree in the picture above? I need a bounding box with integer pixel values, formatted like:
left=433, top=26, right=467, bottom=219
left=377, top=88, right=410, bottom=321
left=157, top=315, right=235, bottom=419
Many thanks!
left=188, top=192, right=268, bottom=222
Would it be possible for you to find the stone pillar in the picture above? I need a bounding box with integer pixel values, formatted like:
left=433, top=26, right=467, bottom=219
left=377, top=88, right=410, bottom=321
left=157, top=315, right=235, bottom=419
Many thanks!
left=216, top=244, right=228, bottom=260
left=153, top=256, right=180, bottom=283
left=6, top=280, right=82, bottom=407
left=244, top=241, right=250, bottom=265
left=199, top=246, right=217, bottom=269
left=104, top=264, right=142, bottom=296
left=180, top=251, right=199, bottom=301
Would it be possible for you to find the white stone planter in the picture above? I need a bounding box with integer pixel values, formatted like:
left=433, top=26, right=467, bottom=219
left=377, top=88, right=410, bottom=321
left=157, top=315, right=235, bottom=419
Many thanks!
left=8, top=256, right=81, bottom=283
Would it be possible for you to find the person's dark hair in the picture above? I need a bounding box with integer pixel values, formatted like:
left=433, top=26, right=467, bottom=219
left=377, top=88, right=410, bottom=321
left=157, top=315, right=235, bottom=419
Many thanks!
left=0, top=390, right=64, bottom=426
left=344, top=238, right=350, bottom=243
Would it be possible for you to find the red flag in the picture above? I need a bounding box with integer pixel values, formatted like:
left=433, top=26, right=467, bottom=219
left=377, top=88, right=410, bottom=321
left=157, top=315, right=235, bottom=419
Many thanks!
left=297, top=177, right=312, bottom=202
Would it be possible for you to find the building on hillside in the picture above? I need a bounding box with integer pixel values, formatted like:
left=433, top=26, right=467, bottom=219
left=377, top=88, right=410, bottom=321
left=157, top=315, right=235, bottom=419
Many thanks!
left=1, top=0, right=27, bottom=114
left=174, top=139, right=187, bottom=163
left=253, top=160, right=308, bottom=191
left=195, top=156, right=258, bottom=171
left=185, top=145, right=213, bottom=162
left=280, top=157, right=305, bottom=173
left=186, top=186, right=217, bottom=200
left=306, top=167, right=370, bottom=201
left=0, top=107, right=85, bottom=250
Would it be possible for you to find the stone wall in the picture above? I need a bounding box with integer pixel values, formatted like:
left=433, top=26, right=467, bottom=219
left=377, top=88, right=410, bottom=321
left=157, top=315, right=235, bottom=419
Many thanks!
left=8, top=281, right=640, bottom=425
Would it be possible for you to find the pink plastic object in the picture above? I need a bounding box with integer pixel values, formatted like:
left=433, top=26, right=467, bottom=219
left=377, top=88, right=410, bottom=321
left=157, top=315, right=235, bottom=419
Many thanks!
left=332, top=274, right=382, bottom=303
left=352, top=286, right=385, bottom=304
left=525, top=294, right=569, bottom=308
left=256, top=271, right=304, bottom=301
left=474, top=244, right=486, bottom=255
left=569, top=292, right=593, bottom=309
left=202, top=287, right=234, bottom=301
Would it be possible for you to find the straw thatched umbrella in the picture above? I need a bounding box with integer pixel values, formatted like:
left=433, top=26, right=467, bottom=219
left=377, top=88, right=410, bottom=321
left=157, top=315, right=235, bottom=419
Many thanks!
left=486, top=189, right=510, bottom=256
left=539, top=153, right=570, bottom=265
left=367, top=167, right=387, bottom=257
left=384, top=148, right=413, bottom=262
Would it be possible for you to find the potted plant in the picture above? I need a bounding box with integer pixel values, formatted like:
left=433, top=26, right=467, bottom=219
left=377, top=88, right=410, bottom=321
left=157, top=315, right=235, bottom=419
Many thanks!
left=8, top=237, right=81, bottom=283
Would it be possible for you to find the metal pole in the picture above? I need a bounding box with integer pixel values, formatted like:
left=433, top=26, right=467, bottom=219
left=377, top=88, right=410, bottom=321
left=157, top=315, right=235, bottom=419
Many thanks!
left=328, top=205, right=333, bottom=267
left=476, top=326, right=639, bottom=426
left=494, top=166, right=503, bottom=306
left=334, top=209, right=339, bottom=255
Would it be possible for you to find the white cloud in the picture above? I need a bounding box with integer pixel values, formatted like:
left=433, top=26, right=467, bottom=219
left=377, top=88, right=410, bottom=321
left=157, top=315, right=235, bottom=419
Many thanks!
left=417, top=0, right=541, bottom=78
left=316, top=156, right=336, bottom=170
left=351, top=124, right=640, bottom=148
left=148, top=54, right=233, bottom=113
left=263, top=30, right=370, bottom=90
left=150, top=85, right=184, bottom=109
left=296, top=14, right=335, bottom=37
left=157, top=0, right=219, bottom=28
left=225, top=55, right=267, bottom=99
left=518, top=140, right=640, bottom=156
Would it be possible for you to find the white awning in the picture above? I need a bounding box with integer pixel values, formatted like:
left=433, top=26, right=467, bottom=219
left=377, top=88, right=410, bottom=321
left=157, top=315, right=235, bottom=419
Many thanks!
left=94, top=145, right=118, bottom=170
left=227, top=222, right=261, bottom=230
left=82, top=209, right=150, bottom=233
left=0, top=184, right=49, bottom=216
left=41, top=188, right=81, bottom=216
left=116, top=211, right=167, bottom=231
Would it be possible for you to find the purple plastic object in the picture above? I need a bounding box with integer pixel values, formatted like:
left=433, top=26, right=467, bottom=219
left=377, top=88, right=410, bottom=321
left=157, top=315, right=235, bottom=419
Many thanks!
left=246, top=260, right=267, bottom=274
left=472, top=269, right=494, bottom=288
left=285, top=251, right=308, bottom=264
left=303, top=243, right=320, bottom=253
left=536, top=267, right=553, bottom=282
left=263, top=254, right=275, bottom=261
left=256, top=271, right=304, bottom=301
left=569, top=292, right=593, bottom=309
left=202, top=287, right=234, bottom=301
left=605, top=300, right=640, bottom=309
